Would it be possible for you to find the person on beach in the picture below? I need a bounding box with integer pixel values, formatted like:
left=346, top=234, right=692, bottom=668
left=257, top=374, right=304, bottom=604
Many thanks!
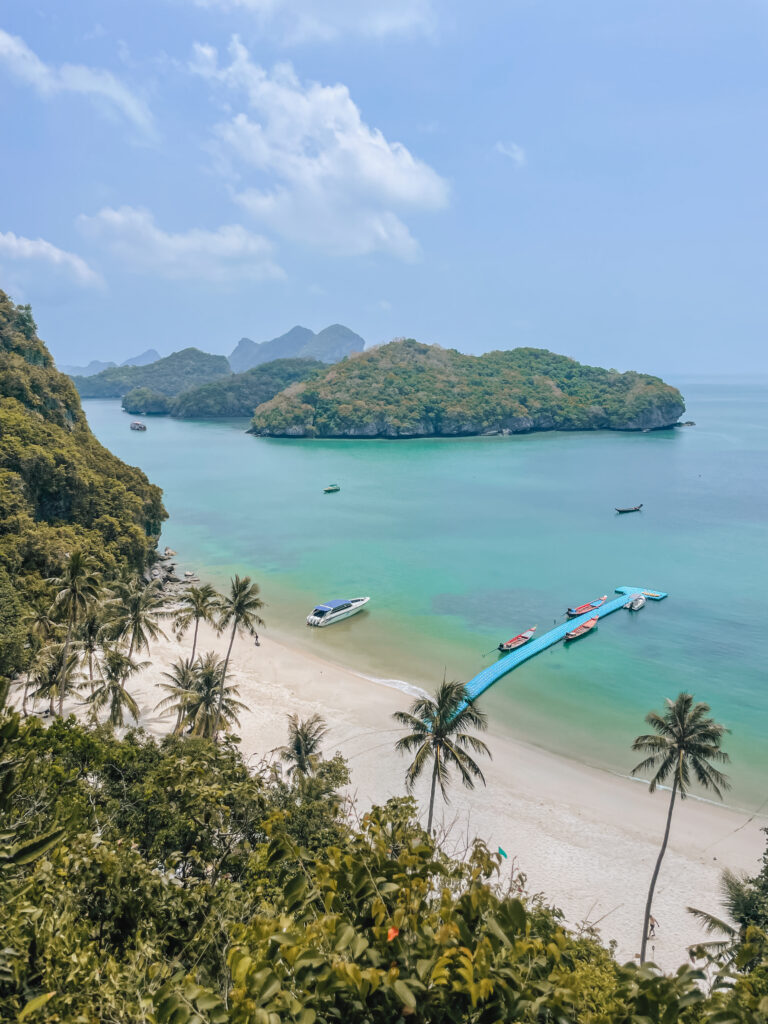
left=648, top=916, right=658, bottom=938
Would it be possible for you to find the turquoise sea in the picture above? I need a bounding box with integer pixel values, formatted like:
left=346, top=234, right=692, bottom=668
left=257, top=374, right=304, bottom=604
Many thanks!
left=83, top=377, right=768, bottom=808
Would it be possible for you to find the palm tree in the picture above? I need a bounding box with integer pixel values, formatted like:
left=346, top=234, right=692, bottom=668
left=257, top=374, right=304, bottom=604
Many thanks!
left=281, top=713, right=328, bottom=776
left=214, top=575, right=264, bottom=738
left=77, top=607, right=104, bottom=696
left=20, top=605, right=57, bottom=715
left=687, top=868, right=758, bottom=964
left=109, top=577, right=167, bottom=669
left=47, top=550, right=101, bottom=715
left=88, top=646, right=145, bottom=728
left=631, top=692, right=730, bottom=962
left=167, top=651, right=246, bottom=739
left=155, top=657, right=199, bottom=733
left=32, top=644, right=81, bottom=717
left=173, top=584, right=220, bottom=661
left=393, top=680, right=491, bottom=834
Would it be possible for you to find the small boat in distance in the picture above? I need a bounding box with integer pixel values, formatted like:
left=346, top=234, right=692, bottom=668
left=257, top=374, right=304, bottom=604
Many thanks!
left=323, top=484, right=341, bottom=493
left=565, top=615, right=599, bottom=640
left=307, top=596, right=370, bottom=627
left=130, top=421, right=147, bottom=431
left=498, top=626, right=537, bottom=652
left=624, top=594, right=647, bottom=611
left=615, top=504, right=643, bottom=513
left=566, top=595, right=607, bottom=618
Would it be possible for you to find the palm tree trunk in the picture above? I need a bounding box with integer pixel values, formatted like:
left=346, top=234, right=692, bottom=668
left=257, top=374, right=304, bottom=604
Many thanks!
left=22, top=669, right=31, bottom=716
left=426, top=756, right=439, bottom=834
left=123, top=634, right=135, bottom=690
left=640, top=775, right=679, bottom=962
left=89, top=652, right=94, bottom=696
left=214, top=621, right=237, bottom=741
left=58, top=618, right=73, bottom=717
left=191, top=616, right=200, bottom=661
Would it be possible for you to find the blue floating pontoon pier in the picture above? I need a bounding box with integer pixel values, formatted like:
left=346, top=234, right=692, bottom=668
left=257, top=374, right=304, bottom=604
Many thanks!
left=463, top=586, right=667, bottom=705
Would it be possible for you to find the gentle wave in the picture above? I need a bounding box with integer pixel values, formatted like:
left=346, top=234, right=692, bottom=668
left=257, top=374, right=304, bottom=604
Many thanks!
left=357, top=672, right=430, bottom=699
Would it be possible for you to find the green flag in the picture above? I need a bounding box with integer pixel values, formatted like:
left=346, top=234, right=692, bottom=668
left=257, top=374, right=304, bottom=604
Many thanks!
left=498, top=846, right=508, bottom=859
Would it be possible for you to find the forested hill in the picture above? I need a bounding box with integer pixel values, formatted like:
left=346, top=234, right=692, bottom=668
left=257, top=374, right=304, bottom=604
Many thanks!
left=0, top=290, right=165, bottom=675
left=168, top=357, right=325, bottom=418
left=71, top=348, right=230, bottom=398
left=250, top=340, right=685, bottom=438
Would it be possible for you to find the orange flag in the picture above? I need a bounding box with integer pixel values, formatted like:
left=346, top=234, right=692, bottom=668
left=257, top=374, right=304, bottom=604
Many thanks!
left=387, top=927, right=400, bottom=942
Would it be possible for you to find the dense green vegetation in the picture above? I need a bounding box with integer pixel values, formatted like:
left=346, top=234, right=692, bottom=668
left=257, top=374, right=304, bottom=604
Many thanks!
left=2, top=679, right=768, bottom=1022
left=250, top=340, right=686, bottom=438
left=0, top=290, right=166, bottom=676
left=170, top=358, right=325, bottom=418
left=72, top=348, right=231, bottom=398
left=122, top=387, right=171, bottom=414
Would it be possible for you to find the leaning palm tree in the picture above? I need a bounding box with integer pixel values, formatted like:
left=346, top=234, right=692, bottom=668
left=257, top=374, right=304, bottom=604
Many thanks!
left=47, top=550, right=101, bottom=715
left=77, top=607, right=105, bottom=696
left=31, top=643, right=81, bottom=717
left=109, top=577, right=167, bottom=667
left=281, top=713, right=328, bottom=776
left=393, top=680, right=491, bottom=834
left=88, top=645, right=145, bottom=728
left=174, top=652, right=246, bottom=739
left=214, top=575, right=264, bottom=738
left=173, top=584, right=220, bottom=661
left=631, top=692, right=730, bottom=962
left=154, top=657, right=199, bottom=733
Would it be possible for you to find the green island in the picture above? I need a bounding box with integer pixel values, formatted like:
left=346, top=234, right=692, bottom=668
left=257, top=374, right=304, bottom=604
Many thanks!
left=72, top=348, right=231, bottom=399
left=249, top=339, right=685, bottom=438
left=125, top=357, right=326, bottom=418
left=3, top=292, right=768, bottom=1023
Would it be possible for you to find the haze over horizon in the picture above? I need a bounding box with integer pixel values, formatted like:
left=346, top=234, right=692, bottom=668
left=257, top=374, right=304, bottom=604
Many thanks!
left=1, top=1, right=766, bottom=375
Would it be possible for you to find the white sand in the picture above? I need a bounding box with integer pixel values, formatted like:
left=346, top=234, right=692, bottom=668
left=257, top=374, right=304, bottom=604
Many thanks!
left=52, top=617, right=765, bottom=972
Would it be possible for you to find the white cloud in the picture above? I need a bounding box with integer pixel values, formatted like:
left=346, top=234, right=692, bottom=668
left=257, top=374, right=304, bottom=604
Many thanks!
left=79, top=206, right=284, bottom=282
left=0, top=28, right=153, bottom=133
left=192, top=38, right=449, bottom=260
left=495, top=141, right=526, bottom=167
left=184, top=0, right=434, bottom=43
left=0, top=231, right=101, bottom=286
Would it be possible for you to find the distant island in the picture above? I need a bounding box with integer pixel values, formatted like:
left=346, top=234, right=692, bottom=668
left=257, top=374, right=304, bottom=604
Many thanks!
left=249, top=340, right=686, bottom=438
left=59, top=348, right=160, bottom=377
left=229, top=324, right=364, bottom=372
left=72, top=348, right=231, bottom=399
left=123, top=358, right=326, bottom=418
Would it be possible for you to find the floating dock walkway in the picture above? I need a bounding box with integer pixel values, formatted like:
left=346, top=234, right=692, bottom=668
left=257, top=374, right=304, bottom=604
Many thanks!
left=464, top=586, right=667, bottom=705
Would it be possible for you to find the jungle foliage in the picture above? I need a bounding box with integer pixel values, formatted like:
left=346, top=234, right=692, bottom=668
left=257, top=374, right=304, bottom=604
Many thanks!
left=250, top=340, right=686, bottom=438
left=72, top=348, right=231, bottom=398
left=0, top=290, right=166, bottom=677
left=169, top=358, right=326, bottom=418
left=2, top=701, right=768, bottom=1023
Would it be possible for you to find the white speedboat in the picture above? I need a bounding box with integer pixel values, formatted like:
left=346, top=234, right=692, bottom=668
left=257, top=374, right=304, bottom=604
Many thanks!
left=306, top=596, right=370, bottom=627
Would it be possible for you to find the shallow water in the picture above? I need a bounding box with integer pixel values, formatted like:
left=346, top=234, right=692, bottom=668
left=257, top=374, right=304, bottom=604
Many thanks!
left=84, top=376, right=768, bottom=807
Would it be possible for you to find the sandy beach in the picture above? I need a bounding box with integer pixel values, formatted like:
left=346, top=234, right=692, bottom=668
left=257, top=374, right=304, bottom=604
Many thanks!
left=48, top=612, right=750, bottom=974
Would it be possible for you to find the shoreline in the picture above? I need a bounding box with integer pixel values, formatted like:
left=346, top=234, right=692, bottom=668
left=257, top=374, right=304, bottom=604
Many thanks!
left=72, top=606, right=766, bottom=972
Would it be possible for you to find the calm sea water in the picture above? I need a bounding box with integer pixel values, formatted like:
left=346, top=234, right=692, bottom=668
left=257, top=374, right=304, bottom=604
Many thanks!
left=83, top=377, right=768, bottom=807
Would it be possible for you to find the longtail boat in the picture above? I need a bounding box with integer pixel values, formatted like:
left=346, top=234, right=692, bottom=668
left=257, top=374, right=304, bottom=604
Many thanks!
left=615, top=504, right=643, bottom=513
left=565, top=615, right=598, bottom=641
left=566, top=595, right=607, bottom=618
left=498, top=626, right=537, bottom=652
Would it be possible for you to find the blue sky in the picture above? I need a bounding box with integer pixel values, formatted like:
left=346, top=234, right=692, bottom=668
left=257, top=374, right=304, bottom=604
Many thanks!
left=1, top=1, right=766, bottom=375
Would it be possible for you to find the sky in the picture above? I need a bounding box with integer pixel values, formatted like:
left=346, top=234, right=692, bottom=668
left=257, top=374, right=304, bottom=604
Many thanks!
left=1, top=1, right=767, bottom=375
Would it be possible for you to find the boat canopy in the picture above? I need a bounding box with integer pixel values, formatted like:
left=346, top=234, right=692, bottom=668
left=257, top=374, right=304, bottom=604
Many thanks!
left=312, top=599, right=352, bottom=613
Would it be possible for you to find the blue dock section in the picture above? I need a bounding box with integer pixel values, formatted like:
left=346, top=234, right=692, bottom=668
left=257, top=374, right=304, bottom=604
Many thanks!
left=464, top=586, right=667, bottom=704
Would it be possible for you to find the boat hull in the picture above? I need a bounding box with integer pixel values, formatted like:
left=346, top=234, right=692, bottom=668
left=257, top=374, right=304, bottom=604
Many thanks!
left=498, top=627, right=537, bottom=652
left=307, top=596, right=370, bottom=627
left=565, top=615, right=599, bottom=640
left=566, top=596, right=607, bottom=618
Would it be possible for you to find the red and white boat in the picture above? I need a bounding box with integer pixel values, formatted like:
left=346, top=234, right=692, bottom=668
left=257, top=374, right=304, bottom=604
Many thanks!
left=566, top=594, right=607, bottom=618
left=498, top=626, right=537, bottom=652
left=565, top=615, right=599, bottom=640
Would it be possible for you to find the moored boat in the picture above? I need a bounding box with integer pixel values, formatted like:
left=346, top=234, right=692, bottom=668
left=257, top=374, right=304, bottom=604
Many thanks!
left=624, top=594, right=646, bottom=611
left=306, top=596, right=370, bottom=626
left=498, top=626, right=537, bottom=652
left=130, top=421, right=147, bottom=431
left=565, top=615, right=598, bottom=640
left=566, top=595, right=607, bottom=618
left=615, top=504, right=643, bottom=513
left=323, top=484, right=341, bottom=493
